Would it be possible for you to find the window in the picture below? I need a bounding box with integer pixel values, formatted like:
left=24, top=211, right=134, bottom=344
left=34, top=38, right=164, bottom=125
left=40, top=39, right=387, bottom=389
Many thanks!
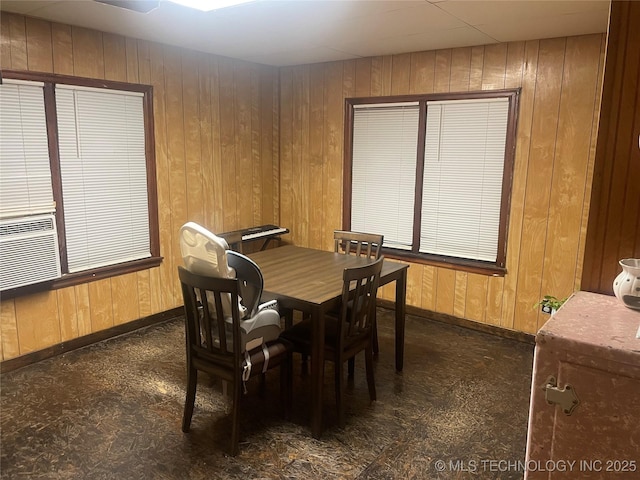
left=345, top=90, right=519, bottom=274
left=0, top=71, right=160, bottom=293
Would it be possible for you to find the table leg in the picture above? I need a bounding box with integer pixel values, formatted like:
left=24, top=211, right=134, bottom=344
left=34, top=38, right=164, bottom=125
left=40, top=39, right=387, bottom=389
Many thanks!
left=310, top=305, right=325, bottom=438
left=395, top=269, right=407, bottom=372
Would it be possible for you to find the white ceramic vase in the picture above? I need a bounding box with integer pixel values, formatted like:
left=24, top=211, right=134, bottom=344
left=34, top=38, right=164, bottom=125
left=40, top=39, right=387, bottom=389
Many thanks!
left=612, top=258, right=640, bottom=310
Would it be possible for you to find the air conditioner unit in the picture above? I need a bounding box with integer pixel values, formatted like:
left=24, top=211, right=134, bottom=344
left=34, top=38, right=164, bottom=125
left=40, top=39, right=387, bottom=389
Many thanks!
left=0, top=214, right=62, bottom=291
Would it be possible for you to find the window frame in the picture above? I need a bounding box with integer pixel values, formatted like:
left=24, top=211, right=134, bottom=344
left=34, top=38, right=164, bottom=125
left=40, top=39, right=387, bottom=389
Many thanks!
left=2, top=70, right=161, bottom=297
left=343, top=89, right=520, bottom=276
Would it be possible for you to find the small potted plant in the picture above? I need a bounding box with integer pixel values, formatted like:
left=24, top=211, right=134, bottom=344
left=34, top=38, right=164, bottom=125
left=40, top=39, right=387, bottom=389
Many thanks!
left=534, top=295, right=567, bottom=315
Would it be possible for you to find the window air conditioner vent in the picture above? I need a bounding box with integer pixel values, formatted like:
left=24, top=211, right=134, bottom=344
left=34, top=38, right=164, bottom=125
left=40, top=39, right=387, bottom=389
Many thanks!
left=0, top=214, right=62, bottom=291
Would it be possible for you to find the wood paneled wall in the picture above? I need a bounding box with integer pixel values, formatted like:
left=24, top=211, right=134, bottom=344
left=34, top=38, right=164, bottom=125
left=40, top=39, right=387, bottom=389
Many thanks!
left=279, top=34, right=606, bottom=334
left=0, top=13, right=280, bottom=361
left=582, top=1, right=640, bottom=294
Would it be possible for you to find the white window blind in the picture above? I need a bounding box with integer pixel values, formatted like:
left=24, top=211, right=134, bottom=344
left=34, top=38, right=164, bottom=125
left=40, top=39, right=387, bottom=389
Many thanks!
left=351, top=103, right=419, bottom=250
left=420, top=98, right=509, bottom=262
left=56, top=85, right=150, bottom=272
left=0, top=80, right=54, bottom=218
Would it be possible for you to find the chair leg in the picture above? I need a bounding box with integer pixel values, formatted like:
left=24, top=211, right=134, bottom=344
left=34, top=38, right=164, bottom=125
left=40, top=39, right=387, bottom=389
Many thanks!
left=182, top=367, right=198, bottom=432
left=348, top=356, right=355, bottom=378
left=365, top=346, right=376, bottom=402
left=301, top=353, right=309, bottom=375
left=335, top=360, right=346, bottom=428
left=281, top=353, right=293, bottom=419
left=283, top=308, right=294, bottom=329
left=372, top=310, right=379, bottom=356
left=230, top=377, right=242, bottom=456
left=259, top=372, right=267, bottom=397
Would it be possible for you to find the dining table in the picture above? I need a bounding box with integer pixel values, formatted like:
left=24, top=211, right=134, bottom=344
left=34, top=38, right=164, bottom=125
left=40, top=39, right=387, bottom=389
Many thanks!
left=248, top=245, right=409, bottom=438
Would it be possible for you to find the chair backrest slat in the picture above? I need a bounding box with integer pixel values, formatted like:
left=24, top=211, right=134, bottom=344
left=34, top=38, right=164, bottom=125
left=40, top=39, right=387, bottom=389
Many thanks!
left=338, top=257, right=384, bottom=349
left=178, top=266, right=243, bottom=363
left=199, top=287, right=213, bottom=350
left=334, top=230, right=383, bottom=260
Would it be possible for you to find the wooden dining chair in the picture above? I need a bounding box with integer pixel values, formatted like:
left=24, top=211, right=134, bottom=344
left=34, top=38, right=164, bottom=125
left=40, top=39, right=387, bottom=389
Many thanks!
left=334, top=230, right=384, bottom=260
left=334, top=230, right=384, bottom=372
left=280, top=257, right=383, bottom=428
left=178, top=266, right=292, bottom=456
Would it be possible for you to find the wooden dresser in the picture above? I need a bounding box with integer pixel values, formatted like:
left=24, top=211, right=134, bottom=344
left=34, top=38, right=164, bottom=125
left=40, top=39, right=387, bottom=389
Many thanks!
left=524, top=291, right=640, bottom=479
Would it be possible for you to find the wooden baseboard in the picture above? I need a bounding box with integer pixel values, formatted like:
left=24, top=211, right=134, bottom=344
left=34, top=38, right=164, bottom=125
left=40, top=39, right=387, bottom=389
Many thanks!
left=0, top=307, right=183, bottom=374
left=378, top=299, right=535, bottom=344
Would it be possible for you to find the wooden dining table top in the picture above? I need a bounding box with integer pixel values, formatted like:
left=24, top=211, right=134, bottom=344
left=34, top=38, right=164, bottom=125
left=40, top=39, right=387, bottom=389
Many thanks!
left=249, top=244, right=406, bottom=306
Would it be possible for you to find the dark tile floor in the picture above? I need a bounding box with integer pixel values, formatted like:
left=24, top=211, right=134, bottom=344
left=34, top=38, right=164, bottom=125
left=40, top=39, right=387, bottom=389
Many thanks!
left=1, top=309, right=534, bottom=480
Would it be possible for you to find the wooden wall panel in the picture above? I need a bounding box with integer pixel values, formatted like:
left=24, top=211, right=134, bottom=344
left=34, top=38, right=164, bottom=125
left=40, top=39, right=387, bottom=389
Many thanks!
left=404, top=260, right=423, bottom=308
left=484, top=10, right=510, bottom=316
left=409, top=51, right=434, bottom=94
left=0, top=13, right=280, bottom=361
left=125, top=37, right=139, bottom=83
left=72, top=27, right=104, bottom=79
left=234, top=61, right=253, bottom=228
left=453, top=272, right=468, bottom=318
left=250, top=65, right=262, bottom=226
left=450, top=47, right=471, bottom=92
left=103, top=33, right=126, bottom=81
left=25, top=17, right=53, bottom=72
left=261, top=67, right=279, bottom=223
left=198, top=55, right=215, bottom=226
left=391, top=53, right=411, bottom=95
left=51, top=23, right=73, bottom=75
left=294, top=65, right=310, bottom=246
left=1, top=15, right=11, bottom=70
left=434, top=49, right=452, bottom=93
left=15, top=292, right=60, bottom=354
left=136, top=270, right=152, bottom=319
left=111, top=273, right=140, bottom=326
left=482, top=43, right=507, bottom=90
left=0, top=300, right=18, bottom=359
left=8, top=14, right=27, bottom=70
left=148, top=42, right=172, bottom=314
left=370, top=56, right=383, bottom=96
left=322, top=62, right=344, bottom=252
left=164, top=45, right=187, bottom=306
left=485, top=277, right=504, bottom=327
left=88, top=279, right=113, bottom=332
left=515, top=38, right=566, bottom=333
left=465, top=273, right=488, bottom=323
left=75, top=284, right=91, bottom=337
left=469, top=46, right=485, bottom=91
left=280, top=34, right=605, bottom=334
left=421, top=265, right=436, bottom=311
left=218, top=57, right=239, bottom=230
left=183, top=50, right=204, bottom=225
left=539, top=35, right=603, bottom=330
left=308, top=64, right=325, bottom=247
left=435, top=269, right=456, bottom=315
left=583, top=1, right=640, bottom=294
left=355, top=58, right=372, bottom=97
left=56, top=287, right=79, bottom=341
left=500, top=40, right=534, bottom=330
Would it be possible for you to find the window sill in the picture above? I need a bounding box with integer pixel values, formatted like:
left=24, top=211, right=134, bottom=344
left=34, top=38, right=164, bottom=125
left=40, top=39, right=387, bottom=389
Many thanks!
left=1, top=256, right=163, bottom=299
left=381, top=249, right=506, bottom=276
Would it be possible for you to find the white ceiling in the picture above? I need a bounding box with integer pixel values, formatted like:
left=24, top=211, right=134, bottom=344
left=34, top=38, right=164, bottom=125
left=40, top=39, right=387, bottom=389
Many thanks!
left=1, top=0, right=611, bottom=66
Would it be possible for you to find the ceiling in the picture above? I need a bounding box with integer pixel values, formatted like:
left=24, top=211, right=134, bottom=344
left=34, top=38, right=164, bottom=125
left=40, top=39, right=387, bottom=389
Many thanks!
left=1, top=0, right=611, bottom=66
